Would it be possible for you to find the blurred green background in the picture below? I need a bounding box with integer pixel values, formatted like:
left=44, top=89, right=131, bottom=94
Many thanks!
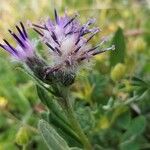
left=0, top=0, right=150, bottom=150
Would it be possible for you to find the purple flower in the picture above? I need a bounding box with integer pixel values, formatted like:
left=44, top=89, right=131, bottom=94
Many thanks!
left=0, top=10, right=115, bottom=86
left=0, top=22, right=34, bottom=61
left=32, top=9, right=115, bottom=72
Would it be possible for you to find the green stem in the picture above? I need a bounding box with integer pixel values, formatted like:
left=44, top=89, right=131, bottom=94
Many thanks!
left=22, top=145, right=26, bottom=150
left=65, top=97, right=92, bottom=150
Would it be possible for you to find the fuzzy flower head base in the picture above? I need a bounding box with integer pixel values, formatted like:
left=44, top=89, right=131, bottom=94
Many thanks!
left=33, top=10, right=115, bottom=74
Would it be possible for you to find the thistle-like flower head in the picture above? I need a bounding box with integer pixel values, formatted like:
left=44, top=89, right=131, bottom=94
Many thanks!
left=0, top=10, right=115, bottom=86
left=32, top=10, right=115, bottom=73
left=0, top=22, right=34, bottom=61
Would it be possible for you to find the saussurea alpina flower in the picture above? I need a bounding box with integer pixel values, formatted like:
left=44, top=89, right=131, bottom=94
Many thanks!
left=0, top=22, right=34, bottom=61
left=0, top=10, right=114, bottom=86
left=0, top=22, right=47, bottom=80
left=0, top=10, right=115, bottom=150
left=32, top=10, right=115, bottom=85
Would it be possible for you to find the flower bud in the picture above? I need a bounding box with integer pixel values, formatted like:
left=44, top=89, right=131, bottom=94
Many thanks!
left=15, top=126, right=32, bottom=146
left=122, top=10, right=130, bottom=18
left=0, top=97, right=8, bottom=109
left=133, top=38, right=146, bottom=53
left=95, top=53, right=108, bottom=62
left=111, top=63, right=126, bottom=82
left=124, top=80, right=133, bottom=92
left=26, top=57, right=76, bottom=86
left=97, top=116, right=110, bottom=130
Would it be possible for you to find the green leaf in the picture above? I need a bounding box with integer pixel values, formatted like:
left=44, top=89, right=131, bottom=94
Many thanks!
left=49, top=113, right=82, bottom=147
left=88, top=71, right=109, bottom=104
left=19, top=67, right=55, bottom=94
left=121, top=116, right=146, bottom=141
left=116, top=110, right=131, bottom=130
left=37, top=86, right=82, bottom=147
left=36, top=85, right=58, bottom=112
left=36, top=85, right=69, bottom=125
left=38, top=120, right=70, bottom=150
left=130, top=77, right=147, bottom=86
left=110, top=27, right=126, bottom=66
left=75, top=105, right=95, bottom=132
left=70, top=148, right=83, bottom=150
left=119, top=136, right=139, bottom=150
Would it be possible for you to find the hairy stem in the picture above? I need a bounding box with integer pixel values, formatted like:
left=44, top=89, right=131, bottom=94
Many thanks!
left=22, top=145, right=27, bottom=150
left=64, top=96, right=92, bottom=150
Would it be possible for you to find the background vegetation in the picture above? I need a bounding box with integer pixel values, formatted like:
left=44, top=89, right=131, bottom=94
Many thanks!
left=0, top=0, right=150, bottom=150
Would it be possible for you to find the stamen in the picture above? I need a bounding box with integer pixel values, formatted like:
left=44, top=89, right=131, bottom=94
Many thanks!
left=75, top=36, right=80, bottom=45
left=86, top=37, right=109, bottom=53
left=51, top=31, right=60, bottom=46
left=0, top=44, right=7, bottom=50
left=74, top=30, right=99, bottom=54
left=32, top=24, right=47, bottom=30
left=79, top=45, right=115, bottom=61
left=87, top=45, right=99, bottom=53
left=78, top=54, right=91, bottom=61
left=55, top=47, right=62, bottom=55
left=65, top=59, right=72, bottom=66
left=86, top=29, right=99, bottom=43
left=0, top=43, right=17, bottom=55
left=80, top=18, right=96, bottom=34
left=20, top=22, right=28, bottom=38
left=33, top=27, right=61, bottom=55
left=100, top=36, right=109, bottom=45
left=74, top=45, right=81, bottom=53
left=8, top=30, right=25, bottom=48
left=66, top=31, right=73, bottom=36
left=33, top=28, right=44, bottom=36
left=80, top=30, right=91, bottom=36
left=87, top=18, right=96, bottom=26
left=45, top=42, right=56, bottom=52
left=0, top=44, right=13, bottom=54
left=75, top=27, right=85, bottom=45
left=3, top=39, right=17, bottom=54
left=16, top=25, right=26, bottom=40
left=92, top=45, right=115, bottom=56
left=45, top=42, right=61, bottom=55
left=54, top=9, right=59, bottom=24
left=65, top=31, right=78, bottom=36
left=64, top=14, right=78, bottom=28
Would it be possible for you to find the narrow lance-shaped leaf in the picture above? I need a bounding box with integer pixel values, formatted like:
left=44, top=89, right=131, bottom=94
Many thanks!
left=37, top=86, right=82, bottom=146
left=38, top=120, right=70, bottom=150
left=49, top=113, right=82, bottom=147
left=36, top=85, right=69, bottom=125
